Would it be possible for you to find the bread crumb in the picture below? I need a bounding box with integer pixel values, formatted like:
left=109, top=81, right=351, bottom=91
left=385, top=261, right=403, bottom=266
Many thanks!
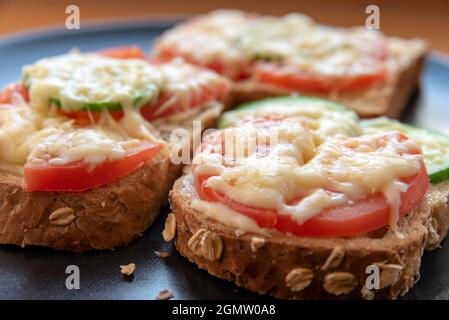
left=250, top=237, right=266, bottom=252
left=155, top=250, right=170, bottom=258
left=361, top=286, right=375, bottom=300
left=120, top=263, right=136, bottom=276
left=101, top=201, right=106, bottom=208
left=321, top=246, right=345, bottom=271
left=162, top=213, right=176, bottom=241
left=157, top=289, right=173, bottom=300
left=235, top=229, right=244, bottom=237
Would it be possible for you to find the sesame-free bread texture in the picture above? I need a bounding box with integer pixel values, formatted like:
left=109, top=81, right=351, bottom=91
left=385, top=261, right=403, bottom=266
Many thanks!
left=0, top=152, right=173, bottom=253
left=0, top=96, right=231, bottom=252
left=169, top=175, right=449, bottom=300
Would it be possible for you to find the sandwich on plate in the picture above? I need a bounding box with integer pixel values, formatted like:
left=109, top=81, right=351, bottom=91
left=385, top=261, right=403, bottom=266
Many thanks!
left=154, top=10, right=427, bottom=118
left=0, top=46, right=230, bottom=252
left=169, top=96, right=449, bottom=299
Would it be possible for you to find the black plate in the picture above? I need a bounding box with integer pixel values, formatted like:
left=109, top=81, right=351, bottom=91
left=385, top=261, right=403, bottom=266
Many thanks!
left=0, top=19, right=448, bottom=300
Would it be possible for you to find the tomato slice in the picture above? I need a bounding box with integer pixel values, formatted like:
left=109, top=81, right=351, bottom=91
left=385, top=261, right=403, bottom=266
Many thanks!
left=0, top=82, right=29, bottom=104
left=97, top=46, right=146, bottom=60
left=156, top=47, right=251, bottom=80
left=58, top=109, right=124, bottom=125
left=255, top=62, right=387, bottom=93
left=24, top=142, right=161, bottom=192
left=194, top=126, right=429, bottom=237
left=275, top=163, right=429, bottom=237
left=140, top=81, right=230, bottom=121
left=195, top=162, right=428, bottom=236
left=195, top=175, right=278, bottom=228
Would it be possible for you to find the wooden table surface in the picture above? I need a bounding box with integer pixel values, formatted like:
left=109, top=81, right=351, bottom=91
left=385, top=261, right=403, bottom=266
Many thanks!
left=0, top=0, right=448, bottom=55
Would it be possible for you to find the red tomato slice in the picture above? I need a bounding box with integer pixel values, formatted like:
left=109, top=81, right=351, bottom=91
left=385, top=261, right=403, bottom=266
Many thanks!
left=0, top=82, right=29, bottom=104
left=140, top=81, right=230, bottom=121
left=194, top=128, right=429, bottom=237
left=156, top=47, right=251, bottom=80
left=195, top=163, right=428, bottom=236
left=255, top=62, right=387, bottom=93
left=195, top=175, right=278, bottom=228
left=97, top=46, right=146, bottom=59
left=275, top=163, right=428, bottom=237
left=58, top=109, right=124, bottom=125
left=24, top=142, right=162, bottom=192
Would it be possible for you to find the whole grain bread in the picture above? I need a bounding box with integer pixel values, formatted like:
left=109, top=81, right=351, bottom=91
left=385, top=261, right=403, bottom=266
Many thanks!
left=0, top=152, right=173, bottom=252
left=232, top=39, right=427, bottom=119
left=169, top=175, right=449, bottom=299
left=0, top=95, right=230, bottom=252
left=425, top=180, right=449, bottom=250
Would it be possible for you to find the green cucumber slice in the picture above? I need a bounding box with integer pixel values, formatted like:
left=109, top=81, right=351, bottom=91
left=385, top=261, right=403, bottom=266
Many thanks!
left=218, top=96, right=361, bottom=138
left=48, top=98, right=144, bottom=112
left=361, top=117, right=449, bottom=184
left=49, top=98, right=122, bottom=112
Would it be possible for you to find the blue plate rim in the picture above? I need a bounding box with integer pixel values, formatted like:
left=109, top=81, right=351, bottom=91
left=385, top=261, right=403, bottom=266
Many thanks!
left=0, top=15, right=187, bottom=47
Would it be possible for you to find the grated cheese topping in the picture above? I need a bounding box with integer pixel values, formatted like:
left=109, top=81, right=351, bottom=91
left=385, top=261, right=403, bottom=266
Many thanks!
left=193, top=118, right=422, bottom=227
left=155, top=10, right=387, bottom=80
left=22, top=53, right=228, bottom=115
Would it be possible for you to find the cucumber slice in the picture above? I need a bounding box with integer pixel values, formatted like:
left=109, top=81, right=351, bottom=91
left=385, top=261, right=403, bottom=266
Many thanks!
left=82, top=101, right=123, bottom=112
left=218, top=96, right=361, bottom=138
left=361, top=117, right=449, bottom=184
left=22, top=54, right=162, bottom=113
left=49, top=98, right=138, bottom=112
left=49, top=98, right=122, bottom=112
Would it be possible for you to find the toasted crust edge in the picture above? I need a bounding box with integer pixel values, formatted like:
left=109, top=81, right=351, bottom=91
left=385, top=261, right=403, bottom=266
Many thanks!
left=0, top=152, right=174, bottom=253
left=0, top=95, right=230, bottom=252
left=169, top=175, right=448, bottom=299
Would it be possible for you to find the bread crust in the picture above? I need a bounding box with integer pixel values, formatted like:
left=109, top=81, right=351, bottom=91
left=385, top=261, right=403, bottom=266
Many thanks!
left=232, top=39, right=427, bottom=119
left=425, top=180, right=449, bottom=250
left=0, top=94, right=229, bottom=252
left=0, top=152, right=172, bottom=252
left=169, top=175, right=448, bottom=299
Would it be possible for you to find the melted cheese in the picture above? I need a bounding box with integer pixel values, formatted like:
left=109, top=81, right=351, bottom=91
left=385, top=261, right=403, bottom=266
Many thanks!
left=151, top=58, right=228, bottom=117
left=155, top=10, right=253, bottom=79
left=22, top=53, right=228, bottom=119
left=1, top=51, right=230, bottom=174
left=155, top=10, right=387, bottom=79
left=29, top=128, right=136, bottom=166
left=362, top=117, right=449, bottom=178
left=23, top=53, right=164, bottom=112
left=0, top=101, right=165, bottom=175
left=221, top=99, right=361, bottom=138
left=193, top=119, right=422, bottom=227
left=192, top=199, right=268, bottom=235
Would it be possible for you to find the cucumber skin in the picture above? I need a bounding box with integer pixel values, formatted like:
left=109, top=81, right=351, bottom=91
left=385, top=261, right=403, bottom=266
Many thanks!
left=218, top=95, right=350, bottom=129
left=235, top=95, right=348, bottom=111
left=362, top=118, right=449, bottom=184
left=429, top=167, right=449, bottom=184
left=49, top=98, right=124, bottom=112
left=82, top=102, right=122, bottom=112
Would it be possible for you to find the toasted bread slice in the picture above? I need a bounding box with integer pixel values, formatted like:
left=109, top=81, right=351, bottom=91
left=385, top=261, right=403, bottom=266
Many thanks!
left=0, top=151, right=174, bottom=253
left=425, top=180, right=449, bottom=250
left=169, top=175, right=449, bottom=299
left=233, top=38, right=427, bottom=119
